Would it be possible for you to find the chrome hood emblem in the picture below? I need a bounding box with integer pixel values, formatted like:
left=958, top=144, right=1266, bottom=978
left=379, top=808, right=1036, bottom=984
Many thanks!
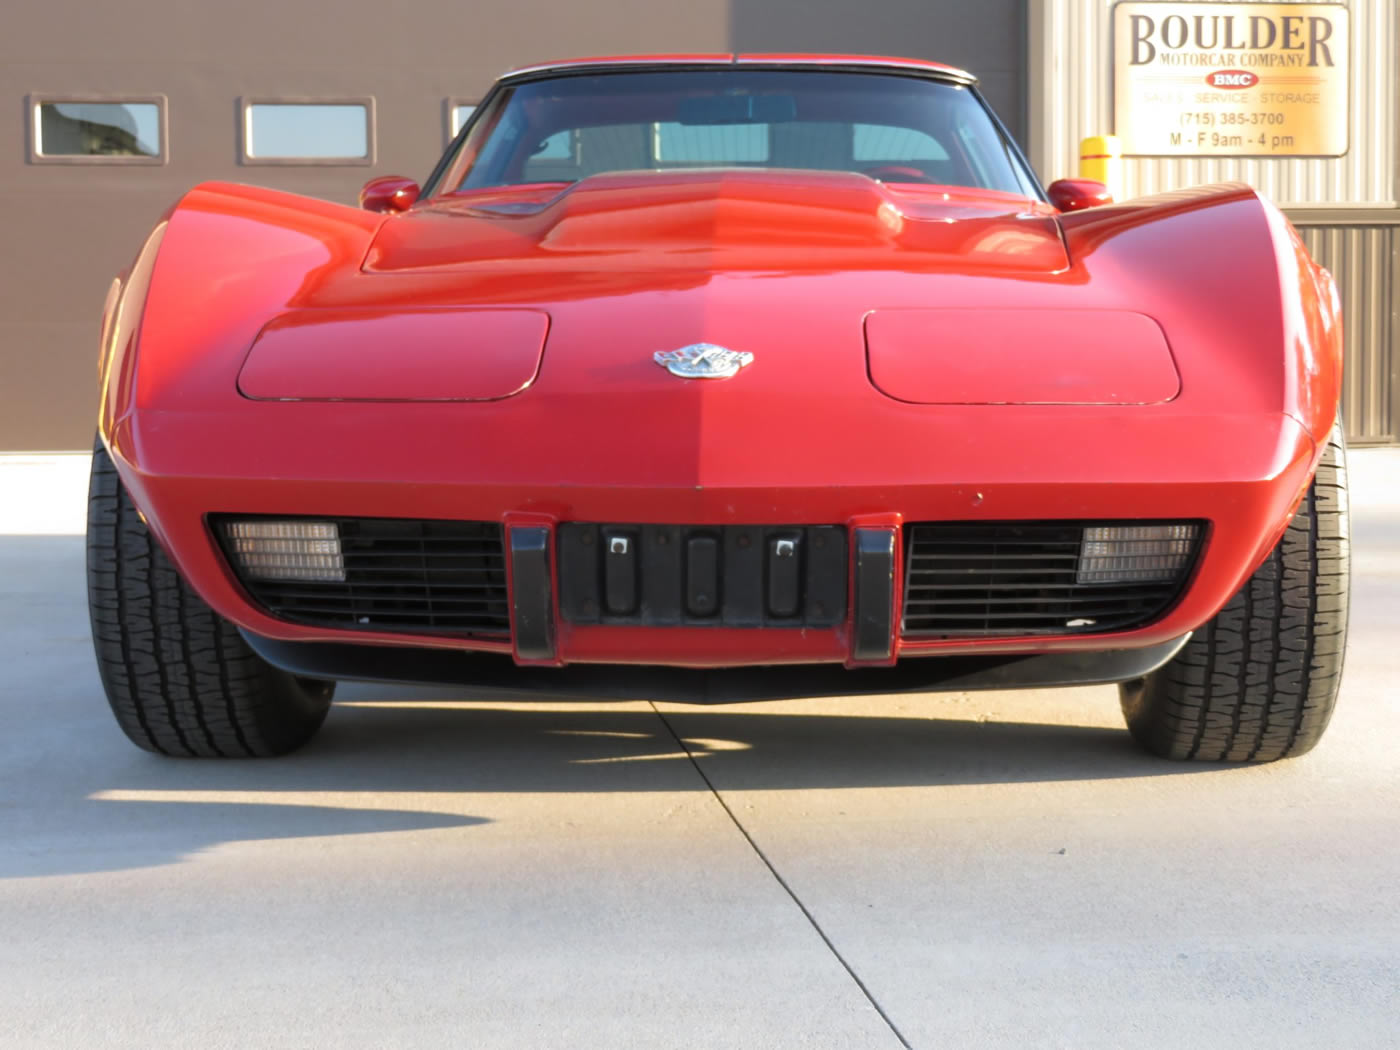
left=653, top=343, right=754, bottom=379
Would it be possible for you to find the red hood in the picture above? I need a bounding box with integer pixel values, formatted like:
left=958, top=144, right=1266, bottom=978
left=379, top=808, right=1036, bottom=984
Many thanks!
left=363, top=171, right=1068, bottom=278
left=114, top=180, right=1328, bottom=490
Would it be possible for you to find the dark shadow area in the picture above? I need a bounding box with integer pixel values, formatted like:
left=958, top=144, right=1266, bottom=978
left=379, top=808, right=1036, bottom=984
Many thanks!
left=119, top=689, right=1213, bottom=793
left=307, top=692, right=1200, bottom=795
left=4, top=699, right=1218, bottom=880
left=3, top=802, right=486, bottom=880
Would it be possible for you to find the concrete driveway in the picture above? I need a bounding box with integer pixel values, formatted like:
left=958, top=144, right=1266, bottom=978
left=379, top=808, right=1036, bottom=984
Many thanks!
left=2, top=451, right=1397, bottom=1049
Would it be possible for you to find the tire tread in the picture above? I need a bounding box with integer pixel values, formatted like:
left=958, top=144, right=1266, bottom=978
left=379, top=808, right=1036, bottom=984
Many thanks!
left=86, top=441, right=332, bottom=757
left=1120, top=423, right=1349, bottom=762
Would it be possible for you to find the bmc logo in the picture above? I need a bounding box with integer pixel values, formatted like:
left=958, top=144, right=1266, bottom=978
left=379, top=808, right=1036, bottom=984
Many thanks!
left=1206, top=70, right=1260, bottom=89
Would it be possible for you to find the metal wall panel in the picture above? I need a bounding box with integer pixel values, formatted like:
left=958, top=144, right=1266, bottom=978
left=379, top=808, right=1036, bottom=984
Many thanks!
left=1297, top=221, right=1400, bottom=443
left=1030, top=0, right=1396, bottom=205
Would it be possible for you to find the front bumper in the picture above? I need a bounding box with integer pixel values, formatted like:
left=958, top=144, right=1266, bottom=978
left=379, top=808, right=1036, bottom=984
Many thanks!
left=106, top=403, right=1321, bottom=670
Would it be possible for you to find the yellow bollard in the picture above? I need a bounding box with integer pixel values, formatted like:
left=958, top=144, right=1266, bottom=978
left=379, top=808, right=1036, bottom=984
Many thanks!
left=1078, top=135, right=1122, bottom=200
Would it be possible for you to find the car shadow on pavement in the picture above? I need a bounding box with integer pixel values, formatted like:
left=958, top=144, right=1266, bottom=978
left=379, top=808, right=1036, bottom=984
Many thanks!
left=2, top=800, right=489, bottom=881
left=2, top=691, right=1224, bottom=881
left=314, top=691, right=1204, bottom=794
left=2, top=533, right=1227, bottom=880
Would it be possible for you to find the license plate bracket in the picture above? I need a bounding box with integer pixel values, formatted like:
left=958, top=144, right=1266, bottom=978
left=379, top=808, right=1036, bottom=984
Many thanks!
left=558, top=523, right=847, bottom=628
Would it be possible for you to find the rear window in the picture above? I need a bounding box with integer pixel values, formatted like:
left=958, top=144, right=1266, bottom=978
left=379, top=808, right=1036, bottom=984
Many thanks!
left=448, top=69, right=1032, bottom=195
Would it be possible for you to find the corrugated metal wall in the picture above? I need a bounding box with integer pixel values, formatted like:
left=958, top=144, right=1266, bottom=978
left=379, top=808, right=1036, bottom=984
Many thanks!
left=1029, top=0, right=1400, bottom=443
left=1298, top=221, right=1400, bottom=444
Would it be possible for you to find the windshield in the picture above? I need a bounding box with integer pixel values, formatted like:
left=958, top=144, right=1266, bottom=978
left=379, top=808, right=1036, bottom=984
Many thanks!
left=441, top=70, right=1037, bottom=196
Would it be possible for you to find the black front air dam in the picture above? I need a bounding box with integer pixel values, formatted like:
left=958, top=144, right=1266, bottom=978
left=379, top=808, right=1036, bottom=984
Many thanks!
left=240, top=631, right=1190, bottom=703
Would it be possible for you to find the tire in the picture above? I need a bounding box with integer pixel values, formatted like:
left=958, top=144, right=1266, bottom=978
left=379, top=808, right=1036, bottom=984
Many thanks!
left=1120, top=422, right=1349, bottom=762
left=86, top=439, right=334, bottom=757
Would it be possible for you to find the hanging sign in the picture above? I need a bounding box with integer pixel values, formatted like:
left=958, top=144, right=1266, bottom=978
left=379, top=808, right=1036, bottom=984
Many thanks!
left=1113, top=2, right=1349, bottom=156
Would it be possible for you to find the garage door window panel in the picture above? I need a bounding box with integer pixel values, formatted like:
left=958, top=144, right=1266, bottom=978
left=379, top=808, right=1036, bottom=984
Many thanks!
left=241, top=99, right=375, bottom=166
left=29, top=96, right=167, bottom=165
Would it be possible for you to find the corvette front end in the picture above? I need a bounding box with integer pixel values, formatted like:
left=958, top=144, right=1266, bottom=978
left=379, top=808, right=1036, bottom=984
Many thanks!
left=90, top=57, right=1347, bottom=759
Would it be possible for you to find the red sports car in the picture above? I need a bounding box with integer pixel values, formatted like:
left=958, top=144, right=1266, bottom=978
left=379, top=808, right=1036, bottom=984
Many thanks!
left=90, top=55, right=1349, bottom=761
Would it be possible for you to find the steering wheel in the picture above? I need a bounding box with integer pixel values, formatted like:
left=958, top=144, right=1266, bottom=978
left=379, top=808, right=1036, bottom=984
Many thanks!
left=860, top=164, right=940, bottom=185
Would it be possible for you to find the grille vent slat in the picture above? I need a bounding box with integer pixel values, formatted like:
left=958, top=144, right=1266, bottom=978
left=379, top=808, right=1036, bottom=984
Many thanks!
left=906, top=595, right=1167, bottom=608
left=218, top=517, right=510, bottom=635
left=901, top=521, right=1201, bottom=638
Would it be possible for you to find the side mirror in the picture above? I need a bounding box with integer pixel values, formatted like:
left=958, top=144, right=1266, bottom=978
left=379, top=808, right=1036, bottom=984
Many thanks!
left=1046, top=178, right=1113, bottom=213
left=359, top=175, right=421, bottom=213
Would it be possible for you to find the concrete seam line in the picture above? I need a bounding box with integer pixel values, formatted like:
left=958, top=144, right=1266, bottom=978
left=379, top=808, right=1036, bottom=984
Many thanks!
left=648, top=701, right=914, bottom=1050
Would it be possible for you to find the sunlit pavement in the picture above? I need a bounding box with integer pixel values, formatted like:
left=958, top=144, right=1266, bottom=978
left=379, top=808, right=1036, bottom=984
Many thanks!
left=2, top=451, right=1397, bottom=1049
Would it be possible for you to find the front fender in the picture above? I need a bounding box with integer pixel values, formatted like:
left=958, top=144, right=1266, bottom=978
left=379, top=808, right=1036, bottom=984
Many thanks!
left=1058, top=184, right=1343, bottom=447
left=98, top=182, right=384, bottom=473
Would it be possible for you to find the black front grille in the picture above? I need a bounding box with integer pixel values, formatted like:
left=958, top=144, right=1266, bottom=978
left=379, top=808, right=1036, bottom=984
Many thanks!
left=218, top=517, right=510, bottom=635
left=901, top=521, right=1201, bottom=638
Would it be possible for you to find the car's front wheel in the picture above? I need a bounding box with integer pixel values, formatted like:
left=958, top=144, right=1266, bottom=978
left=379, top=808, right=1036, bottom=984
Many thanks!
left=1120, top=423, right=1349, bottom=761
left=87, top=440, right=334, bottom=757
